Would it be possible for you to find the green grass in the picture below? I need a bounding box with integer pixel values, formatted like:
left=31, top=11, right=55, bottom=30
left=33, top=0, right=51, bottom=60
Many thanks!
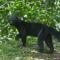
left=0, top=37, right=60, bottom=60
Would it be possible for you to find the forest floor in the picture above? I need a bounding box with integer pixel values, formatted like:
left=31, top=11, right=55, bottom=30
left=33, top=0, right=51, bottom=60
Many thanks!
left=0, top=38, right=60, bottom=60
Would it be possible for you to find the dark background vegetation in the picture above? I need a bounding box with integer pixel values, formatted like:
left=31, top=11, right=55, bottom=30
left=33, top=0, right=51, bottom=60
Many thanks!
left=0, top=0, right=60, bottom=60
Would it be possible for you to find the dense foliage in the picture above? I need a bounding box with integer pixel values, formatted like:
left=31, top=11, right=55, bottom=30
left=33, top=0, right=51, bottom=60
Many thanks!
left=0, top=0, right=60, bottom=41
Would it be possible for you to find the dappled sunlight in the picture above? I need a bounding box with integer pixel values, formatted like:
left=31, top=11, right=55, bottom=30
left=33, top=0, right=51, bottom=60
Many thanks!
left=14, top=52, right=60, bottom=60
left=15, top=57, right=45, bottom=60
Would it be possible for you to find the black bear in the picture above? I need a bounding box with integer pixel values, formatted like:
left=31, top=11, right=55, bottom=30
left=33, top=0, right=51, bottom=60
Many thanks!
left=9, top=16, right=60, bottom=53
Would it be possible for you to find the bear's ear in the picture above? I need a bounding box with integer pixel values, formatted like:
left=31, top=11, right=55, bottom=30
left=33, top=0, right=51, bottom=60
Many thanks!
left=9, top=16, right=17, bottom=21
left=8, top=16, right=18, bottom=25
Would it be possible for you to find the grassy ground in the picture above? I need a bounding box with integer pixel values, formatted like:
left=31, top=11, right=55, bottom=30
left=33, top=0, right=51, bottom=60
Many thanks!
left=0, top=37, right=60, bottom=60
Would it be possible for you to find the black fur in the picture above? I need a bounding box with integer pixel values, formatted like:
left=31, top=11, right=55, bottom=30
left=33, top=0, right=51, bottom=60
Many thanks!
left=9, top=16, right=60, bottom=53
